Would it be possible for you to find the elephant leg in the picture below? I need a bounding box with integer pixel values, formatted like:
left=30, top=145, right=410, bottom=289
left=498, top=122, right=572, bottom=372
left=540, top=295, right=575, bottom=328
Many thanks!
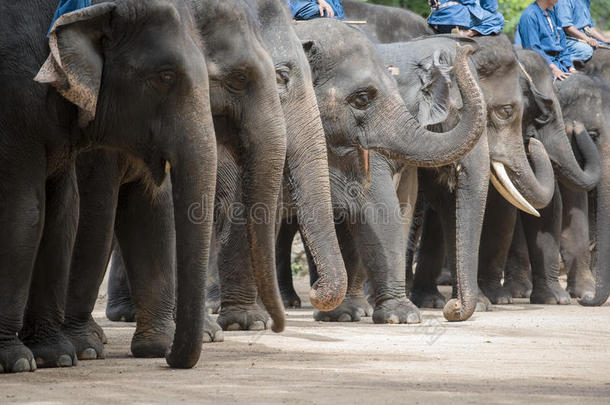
left=503, top=215, right=533, bottom=298
left=63, top=153, right=120, bottom=360
left=410, top=206, right=447, bottom=309
left=478, top=186, right=516, bottom=305
left=313, top=221, right=373, bottom=322
left=205, top=234, right=221, bottom=315
left=276, top=217, right=302, bottom=308
left=20, top=163, right=79, bottom=369
left=113, top=179, right=177, bottom=358
left=216, top=220, right=269, bottom=332
left=559, top=183, right=594, bottom=299
left=522, top=183, right=571, bottom=304
left=353, top=167, right=421, bottom=325
left=105, top=246, right=136, bottom=323
left=0, top=155, right=45, bottom=374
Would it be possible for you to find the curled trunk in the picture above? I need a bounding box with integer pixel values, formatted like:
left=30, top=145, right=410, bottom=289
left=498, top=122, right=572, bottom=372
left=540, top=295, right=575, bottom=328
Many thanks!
left=284, top=89, right=347, bottom=311
left=366, top=44, right=486, bottom=168
left=554, top=122, right=600, bottom=192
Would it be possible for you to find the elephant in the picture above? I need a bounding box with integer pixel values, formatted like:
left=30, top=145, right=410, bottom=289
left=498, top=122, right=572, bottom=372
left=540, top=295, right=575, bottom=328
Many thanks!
left=0, top=0, right=217, bottom=373
left=103, top=0, right=350, bottom=333
left=60, top=0, right=292, bottom=361
left=379, top=35, right=556, bottom=319
left=496, top=50, right=601, bottom=305
left=342, top=0, right=434, bottom=42
left=505, top=72, right=610, bottom=306
left=273, top=19, right=486, bottom=324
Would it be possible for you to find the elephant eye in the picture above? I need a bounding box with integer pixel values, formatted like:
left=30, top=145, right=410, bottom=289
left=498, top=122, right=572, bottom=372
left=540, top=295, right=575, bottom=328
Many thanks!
left=348, top=89, right=375, bottom=110
left=276, top=65, right=290, bottom=86
left=226, top=71, right=249, bottom=92
left=494, top=104, right=514, bottom=121
left=149, top=70, right=177, bottom=91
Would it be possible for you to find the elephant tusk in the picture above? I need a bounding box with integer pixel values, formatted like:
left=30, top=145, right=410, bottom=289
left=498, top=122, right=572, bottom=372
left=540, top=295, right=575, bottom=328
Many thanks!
left=491, top=161, right=540, bottom=217
left=362, top=148, right=369, bottom=175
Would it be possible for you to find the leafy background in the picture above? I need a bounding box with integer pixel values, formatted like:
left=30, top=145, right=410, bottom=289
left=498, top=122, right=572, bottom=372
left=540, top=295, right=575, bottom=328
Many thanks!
left=360, top=0, right=610, bottom=35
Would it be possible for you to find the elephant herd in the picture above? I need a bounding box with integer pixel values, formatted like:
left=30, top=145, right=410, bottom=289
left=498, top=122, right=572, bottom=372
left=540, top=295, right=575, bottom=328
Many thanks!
left=1, top=0, right=608, bottom=375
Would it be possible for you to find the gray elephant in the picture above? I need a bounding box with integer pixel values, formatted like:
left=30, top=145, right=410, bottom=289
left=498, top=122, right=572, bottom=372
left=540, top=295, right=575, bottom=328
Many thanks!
left=274, top=19, right=486, bottom=324
left=60, top=0, right=297, bottom=361
left=495, top=50, right=601, bottom=305
left=506, top=72, right=610, bottom=306
left=0, top=0, right=217, bottom=373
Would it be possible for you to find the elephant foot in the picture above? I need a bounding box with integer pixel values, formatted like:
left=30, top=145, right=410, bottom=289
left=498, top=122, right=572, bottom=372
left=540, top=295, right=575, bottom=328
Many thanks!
left=106, top=298, right=136, bottom=322
left=530, top=280, right=571, bottom=305
left=503, top=277, right=532, bottom=299
left=436, top=268, right=452, bottom=286
left=217, top=304, right=269, bottom=331
left=62, top=315, right=106, bottom=360
left=479, top=281, right=513, bottom=305
left=410, top=286, right=447, bottom=308
left=205, top=283, right=221, bottom=314
left=0, top=335, right=37, bottom=373
left=203, top=313, right=224, bottom=343
left=372, top=297, right=422, bottom=324
left=19, top=321, right=77, bottom=369
left=313, top=294, right=373, bottom=322
left=280, top=287, right=302, bottom=309
left=475, top=290, right=493, bottom=312
left=131, top=319, right=175, bottom=358
left=567, top=270, right=595, bottom=300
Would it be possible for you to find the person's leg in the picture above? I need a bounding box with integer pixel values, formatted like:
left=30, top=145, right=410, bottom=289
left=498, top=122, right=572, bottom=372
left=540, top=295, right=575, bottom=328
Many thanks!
left=565, top=39, right=594, bottom=63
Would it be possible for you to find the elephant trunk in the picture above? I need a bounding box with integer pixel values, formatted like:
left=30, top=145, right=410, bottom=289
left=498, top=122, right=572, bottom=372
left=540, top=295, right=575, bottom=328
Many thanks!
left=551, top=121, right=600, bottom=192
left=284, top=89, right=347, bottom=311
left=580, top=130, right=610, bottom=306
left=366, top=44, right=486, bottom=167
left=444, top=134, right=489, bottom=321
left=239, top=106, right=287, bottom=333
left=165, top=94, right=217, bottom=369
left=492, top=138, right=555, bottom=215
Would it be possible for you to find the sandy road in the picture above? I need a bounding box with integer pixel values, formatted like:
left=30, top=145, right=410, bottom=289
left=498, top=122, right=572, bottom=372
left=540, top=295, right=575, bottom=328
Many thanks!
left=2, top=278, right=610, bottom=405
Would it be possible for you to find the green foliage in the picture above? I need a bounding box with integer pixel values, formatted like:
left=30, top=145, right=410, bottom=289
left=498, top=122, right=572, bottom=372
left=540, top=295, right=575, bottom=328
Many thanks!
left=361, top=0, right=610, bottom=35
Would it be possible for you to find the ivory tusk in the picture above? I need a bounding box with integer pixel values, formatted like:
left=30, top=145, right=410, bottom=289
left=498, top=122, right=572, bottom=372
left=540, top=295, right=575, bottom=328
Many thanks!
left=491, top=161, right=540, bottom=217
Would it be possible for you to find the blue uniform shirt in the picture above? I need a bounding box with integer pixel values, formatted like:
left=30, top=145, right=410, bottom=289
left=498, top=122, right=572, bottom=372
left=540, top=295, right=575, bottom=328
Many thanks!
left=515, top=2, right=573, bottom=72
left=288, top=0, right=345, bottom=20
left=48, top=0, right=91, bottom=36
left=428, top=0, right=504, bottom=35
left=555, top=0, right=594, bottom=30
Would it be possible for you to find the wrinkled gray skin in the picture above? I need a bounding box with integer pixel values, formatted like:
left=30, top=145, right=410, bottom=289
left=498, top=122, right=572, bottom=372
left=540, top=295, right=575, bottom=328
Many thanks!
left=62, top=0, right=288, bottom=361
left=209, top=0, right=349, bottom=331
left=279, top=20, right=486, bottom=324
left=0, top=0, right=215, bottom=373
left=500, top=50, right=601, bottom=305
left=385, top=36, right=556, bottom=320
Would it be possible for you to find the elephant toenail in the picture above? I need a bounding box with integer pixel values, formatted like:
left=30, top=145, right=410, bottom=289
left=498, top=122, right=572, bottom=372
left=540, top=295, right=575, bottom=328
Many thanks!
left=213, top=331, right=224, bottom=342
left=407, top=313, right=421, bottom=324
left=202, top=333, right=212, bottom=343
left=248, top=321, right=265, bottom=331
left=13, top=358, right=31, bottom=373
left=57, top=355, right=73, bottom=367
left=226, top=323, right=241, bottom=331
left=387, top=315, right=399, bottom=324
left=79, top=348, right=98, bottom=360
left=30, top=359, right=37, bottom=371
left=337, top=314, right=352, bottom=322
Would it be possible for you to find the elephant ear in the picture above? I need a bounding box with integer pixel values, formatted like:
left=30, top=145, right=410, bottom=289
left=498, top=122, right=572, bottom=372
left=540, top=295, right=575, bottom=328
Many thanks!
left=413, top=49, right=456, bottom=127
left=35, top=3, right=115, bottom=127
left=301, top=40, right=321, bottom=83
left=522, top=75, right=554, bottom=126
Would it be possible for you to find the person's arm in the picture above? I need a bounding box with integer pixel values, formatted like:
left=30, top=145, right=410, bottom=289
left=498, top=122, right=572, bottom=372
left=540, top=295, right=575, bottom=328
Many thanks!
left=587, top=27, right=610, bottom=44
left=558, top=27, right=576, bottom=77
left=564, top=25, right=597, bottom=46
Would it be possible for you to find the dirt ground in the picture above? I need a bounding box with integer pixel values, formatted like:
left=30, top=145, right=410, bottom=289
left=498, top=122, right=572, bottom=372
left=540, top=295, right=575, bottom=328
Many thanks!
left=3, top=275, right=610, bottom=405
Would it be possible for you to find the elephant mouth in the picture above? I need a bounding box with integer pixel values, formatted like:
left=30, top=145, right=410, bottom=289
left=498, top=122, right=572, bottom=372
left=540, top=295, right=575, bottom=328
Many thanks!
left=490, top=161, right=540, bottom=217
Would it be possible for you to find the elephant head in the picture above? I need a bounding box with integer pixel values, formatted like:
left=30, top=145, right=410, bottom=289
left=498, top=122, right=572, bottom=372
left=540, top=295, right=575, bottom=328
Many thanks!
left=249, top=0, right=347, bottom=311
left=517, top=49, right=600, bottom=193
left=294, top=19, right=486, bottom=170
left=557, top=74, right=610, bottom=306
left=191, top=0, right=288, bottom=332
left=36, top=0, right=217, bottom=368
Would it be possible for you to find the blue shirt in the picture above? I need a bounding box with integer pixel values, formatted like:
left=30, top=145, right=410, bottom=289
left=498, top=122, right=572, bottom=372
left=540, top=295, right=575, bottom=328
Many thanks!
left=288, top=0, right=345, bottom=20
left=48, top=0, right=91, bottom=36
left=428, top=0, right=504, bottom=35
left=555, top=0, right=594, bottom=30
left=515, top=2, right=573, bottom=71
